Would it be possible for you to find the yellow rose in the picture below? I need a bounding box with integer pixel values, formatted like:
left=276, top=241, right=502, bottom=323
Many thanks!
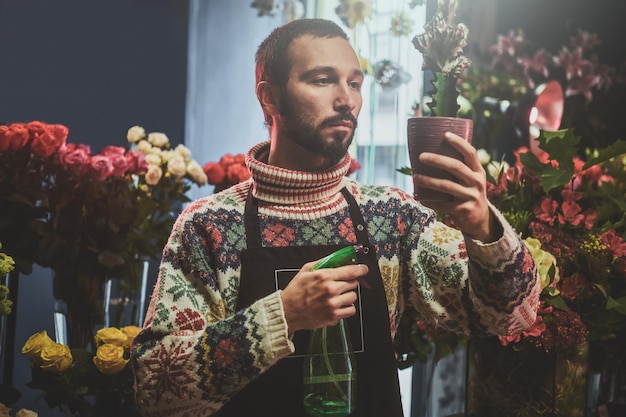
left=120, top=325, right=142, bottom=349
left=523, top=237, right=560, bottom=292
left=94, top=327, right=128, bottom=348
left=93, top=344, right=129, bottom=375
left=21, top=331, right=55, bottom=365
left=39, top=342, right=73, bottom=372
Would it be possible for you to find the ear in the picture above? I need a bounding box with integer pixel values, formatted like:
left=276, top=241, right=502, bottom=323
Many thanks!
left=256, top=81, right=281, bottom=120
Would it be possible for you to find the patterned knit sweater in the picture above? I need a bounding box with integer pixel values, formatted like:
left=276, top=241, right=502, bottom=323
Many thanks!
left=131, top=141, right=540, bottom=417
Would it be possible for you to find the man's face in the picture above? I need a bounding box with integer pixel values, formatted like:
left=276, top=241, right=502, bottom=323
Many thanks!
left=276, top=35, right=364, bottom=165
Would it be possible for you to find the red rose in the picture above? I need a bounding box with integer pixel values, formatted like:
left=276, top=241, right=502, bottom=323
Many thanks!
left=219, top=153, right=236, bottom=168
left=233, top=153, right=246, bottom=164
left=0, top=123, right=31, bottom=152
left=202, top=161, right=226, bottom=185
left=226, top=163, right=250, bottom=184
left=28, top=122, right=69, bottom=158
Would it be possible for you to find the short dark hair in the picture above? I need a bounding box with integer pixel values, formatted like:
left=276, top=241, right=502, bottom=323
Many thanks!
left=255, top=18, right=349, bottom=125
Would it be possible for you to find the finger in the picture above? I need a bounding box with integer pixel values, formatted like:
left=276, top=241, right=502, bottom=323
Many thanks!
left=321, top=264, right=368, bottom=282
left=444, top=132, right=482, bottom=172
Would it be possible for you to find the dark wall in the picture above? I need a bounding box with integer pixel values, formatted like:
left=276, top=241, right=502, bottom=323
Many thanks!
left=0, top=0, right=189, bottom=149
left=495, top=0, right=626, bottom=66
left=0, top=0, right=188, bottom=413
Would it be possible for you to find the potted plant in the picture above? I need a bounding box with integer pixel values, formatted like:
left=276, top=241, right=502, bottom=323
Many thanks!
left=406, top=0, right=472, bottom=201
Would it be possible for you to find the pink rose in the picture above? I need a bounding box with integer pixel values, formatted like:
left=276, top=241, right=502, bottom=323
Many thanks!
left=0, top=123, right=30, bottom=152
left=125, top=151, right=147, bottom=175
left=28, top=122, right=69, bottom=158
left=100, top=146, right=130, bottom=177
left=89, top=155, right=115, bottom=181
left=57, top=143, right=92, bottom=174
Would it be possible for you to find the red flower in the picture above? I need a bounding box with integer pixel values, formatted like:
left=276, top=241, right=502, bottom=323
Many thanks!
left=202, top=161, right=226, bottom=185
left=27, top=121, right=68, bottom=158
left=0, top=123, right=30, bottom=152
left=601, top=229, right=626, bottom=258
left=534, top=197, right=558, bottom=225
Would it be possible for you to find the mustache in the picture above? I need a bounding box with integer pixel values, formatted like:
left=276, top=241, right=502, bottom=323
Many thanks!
left=322, top=113, right=358, bottom=129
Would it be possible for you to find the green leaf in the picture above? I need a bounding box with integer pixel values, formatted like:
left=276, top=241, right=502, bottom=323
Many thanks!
left=537, top=129, right=580, bottom=170
left=606, top=296, right=626, bottom=315
left=520, top=129, right=582, bottom=193
left=397, top=167, right=412, bottom=176
left=543, top=294, right=569, bottom=311
left=584, top=139, right=626, bottom=169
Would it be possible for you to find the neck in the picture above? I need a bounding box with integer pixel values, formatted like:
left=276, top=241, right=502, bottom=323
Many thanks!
left=268, top=135, right=335, bottom=172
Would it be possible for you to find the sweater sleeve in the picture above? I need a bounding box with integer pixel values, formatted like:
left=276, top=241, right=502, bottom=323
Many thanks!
left=130, top=213, right=294, bottom=416
left=407, top=202, right=541, bottom=337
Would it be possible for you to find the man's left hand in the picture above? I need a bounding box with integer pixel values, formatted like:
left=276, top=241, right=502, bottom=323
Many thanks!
left=412, top=131, right=500, bottom=243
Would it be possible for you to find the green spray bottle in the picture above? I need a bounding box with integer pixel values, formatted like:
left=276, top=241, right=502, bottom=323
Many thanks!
left=303, top=244, right=366, bottom=417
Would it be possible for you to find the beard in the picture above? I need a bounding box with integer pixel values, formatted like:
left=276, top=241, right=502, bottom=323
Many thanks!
left=277, top=92, right=358, bottom=166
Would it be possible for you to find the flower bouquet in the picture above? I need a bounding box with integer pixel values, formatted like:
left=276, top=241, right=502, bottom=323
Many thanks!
left=21, top=326, right=142, bottom=417
left=1, top=121, right=208, bottom=348
left=464, top=128, right=626, bottom=416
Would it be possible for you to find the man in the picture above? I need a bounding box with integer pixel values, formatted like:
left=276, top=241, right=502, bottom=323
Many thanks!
left=132, top=18, right=540, bottom=417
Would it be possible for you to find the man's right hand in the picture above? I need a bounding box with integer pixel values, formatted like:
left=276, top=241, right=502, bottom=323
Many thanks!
left=280, top=262, right=368, bottom=333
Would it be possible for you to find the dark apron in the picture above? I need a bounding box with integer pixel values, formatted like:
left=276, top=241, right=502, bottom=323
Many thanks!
left=216, top=188, right=403, bottom=417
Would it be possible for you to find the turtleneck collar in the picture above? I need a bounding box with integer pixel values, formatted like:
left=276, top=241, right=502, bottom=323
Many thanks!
left=245, top=141, right=351, bottom=205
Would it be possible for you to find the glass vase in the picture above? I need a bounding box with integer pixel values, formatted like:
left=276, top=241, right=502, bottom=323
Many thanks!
left=103, top=257, right=150, bottom=329
left=303, top=319, right=357, bottom=417
left=466, top=336, right=588, bottom=417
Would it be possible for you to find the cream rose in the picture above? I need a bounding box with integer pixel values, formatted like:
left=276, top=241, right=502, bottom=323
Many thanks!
left=126, top=125, right=146, bottom=143
left=147, top=132, right=169, bottom=148
left=39, top=342, right=73, bottom=372
left=93, top=344, right=129, bottom=375
left=136, top=139, right=152, bottom=154
left=144, top=153, right=162, bottom=166
left=186, top=160, right=207, bottom=185
left=16, top=409, right=38, bottom=417
left=167, top=155, right=187, bottom=178
left=21, top=331, right=55, bottom=365
left=174, top=143, right=192, bottom=160
left=144, top=164, right=163, bottom=186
